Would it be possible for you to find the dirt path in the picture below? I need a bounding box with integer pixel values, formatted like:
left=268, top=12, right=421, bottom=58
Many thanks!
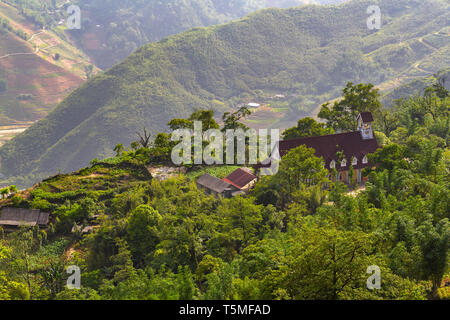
left=418, top=37, right=440, bottom=52
left=0, top=28, right=44, bottom=60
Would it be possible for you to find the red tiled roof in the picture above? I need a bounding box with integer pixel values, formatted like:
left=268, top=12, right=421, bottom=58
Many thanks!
left=223, top=168, right=257, bottom=189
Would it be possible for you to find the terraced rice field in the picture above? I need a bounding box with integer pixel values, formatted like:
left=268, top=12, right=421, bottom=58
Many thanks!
left=0, top=123, right=31, bottom=146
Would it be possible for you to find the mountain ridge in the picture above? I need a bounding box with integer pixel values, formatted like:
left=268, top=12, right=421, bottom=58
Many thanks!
left=0, top=0, right=449, bottom=188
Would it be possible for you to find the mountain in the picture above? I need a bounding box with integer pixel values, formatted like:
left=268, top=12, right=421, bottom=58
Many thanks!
left=0, top=0, right=449, bottom=188
left=0, top=1, right=96, bottom=131
left=380, top=68, right=450, bottom=108
left=0, top=0, right=346, bottom=128
left=71, top=0, right=350, bottom=69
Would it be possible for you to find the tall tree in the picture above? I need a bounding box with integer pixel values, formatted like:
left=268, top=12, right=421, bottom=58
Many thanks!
left=221, top=106, right=251, bottom=132
left=319, top=83, right=381, bottom=132
left=416, top=219, right=450, bottom=298
left=282, top=117, right=334, bottom=140
left=126, top=205, right=161, bottom=267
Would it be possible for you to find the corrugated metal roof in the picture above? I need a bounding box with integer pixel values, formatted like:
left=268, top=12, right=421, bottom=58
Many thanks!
left=0, top=208, right=50, bottom=227
left=196, top=173, right=233, bottom=193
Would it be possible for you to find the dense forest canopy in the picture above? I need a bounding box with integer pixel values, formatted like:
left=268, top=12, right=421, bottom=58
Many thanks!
left=0, top=79, right=448, bottom=300
left=0, top=0, right=448, bottom=189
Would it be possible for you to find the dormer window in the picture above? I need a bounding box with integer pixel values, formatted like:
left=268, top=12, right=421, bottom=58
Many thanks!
left=352, top=156, right=358, bottom=166
left=330, top=160, right=336, bottom=169
left=341, top=159, right=347, bottom=167
left=362, top=155, right=368, bottom=164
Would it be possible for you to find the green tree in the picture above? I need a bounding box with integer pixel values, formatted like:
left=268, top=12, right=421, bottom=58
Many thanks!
left=6, top=228, right=37, bottom=299
left=221, top=106, right=251, bottom=131
left=282, top=117, right=334, bottom=140
left=189, top=109, right=219, bottom=131
left=0, top=187, right=9, bottom=199
left=285, top=226, right=376, bottom=300
left=319, top=83, right=381, bottom=132
left=416, top=219, right=450, bottom=298
left=276, top=145, right=329, bottom=209
left=0, top=244, right=29, bottom=300
left=126, top=205, right=161, bottom=266
left=113, top=143, right=125, bottom=157
left=430, top=75, right=449, bottom=99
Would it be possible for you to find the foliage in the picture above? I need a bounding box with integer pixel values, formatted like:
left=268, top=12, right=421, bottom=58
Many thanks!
left=0, top=78, right=448, bottom=301
left=2, top=0, right=450, bottom=188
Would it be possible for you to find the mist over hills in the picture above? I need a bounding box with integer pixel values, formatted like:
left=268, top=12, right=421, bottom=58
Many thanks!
left=0, top=0, right=449, bottom=188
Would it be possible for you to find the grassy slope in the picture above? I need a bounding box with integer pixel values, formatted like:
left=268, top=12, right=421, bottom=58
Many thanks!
left=0, top=0, right=449, bottom=188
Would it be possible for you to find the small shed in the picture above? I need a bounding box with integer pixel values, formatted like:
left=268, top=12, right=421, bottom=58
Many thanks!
left=222, top=168, right=257, bottom=192
left=196, top=173, right=235, bottom=198
left=0, top=208, right=50, bottom=229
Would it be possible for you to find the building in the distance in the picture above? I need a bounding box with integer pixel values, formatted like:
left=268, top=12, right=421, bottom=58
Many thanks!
left=222, top=168, right=257, bottom=192
left=0, top=207, right=50, bottom=231
left=256, top=112, right=380, bottom=185
left=196, top=168, right=257, bottom=198
left=196, top=173, right=236, bottom=198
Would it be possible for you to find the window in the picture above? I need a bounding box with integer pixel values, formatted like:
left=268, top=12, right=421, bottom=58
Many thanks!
left=352, top=156, right=358, bottom=166
left=362, top=155, right=368, bottom=164
left=330, top=160, right=336, bottom=169
left=341, top=158, right=347, bottom=167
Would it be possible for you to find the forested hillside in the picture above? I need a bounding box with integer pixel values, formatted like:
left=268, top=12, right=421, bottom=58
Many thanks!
left=0, top=81, right=448, bottom=300
left=0, top=0, right=346, bottom=129
left=381, top=68, right=450, bottom=108
left=4, top=0, right=349, bottom=69
left=0, top=0, right=449, bottom=188
left=69, top=0, right=349, bottom=68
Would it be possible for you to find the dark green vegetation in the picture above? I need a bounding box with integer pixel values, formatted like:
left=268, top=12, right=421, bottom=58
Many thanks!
left=0, top=80, right=448, bottom=300
left=1, top=0, right=449, bottom=189
left=0, top=16, right=27, bottom=40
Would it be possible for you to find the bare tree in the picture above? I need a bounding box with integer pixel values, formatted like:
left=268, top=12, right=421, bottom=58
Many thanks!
left=136, top=128, right=151, bottom=148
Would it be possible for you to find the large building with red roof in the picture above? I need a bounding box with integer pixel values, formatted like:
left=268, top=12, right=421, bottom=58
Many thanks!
left=256, top=112, right=380, bottom=185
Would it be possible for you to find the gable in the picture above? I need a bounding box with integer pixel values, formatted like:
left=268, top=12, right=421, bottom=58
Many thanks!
left=278, top=131, right=379, bottom=170
left=223, top=168, right=257, bottom=189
